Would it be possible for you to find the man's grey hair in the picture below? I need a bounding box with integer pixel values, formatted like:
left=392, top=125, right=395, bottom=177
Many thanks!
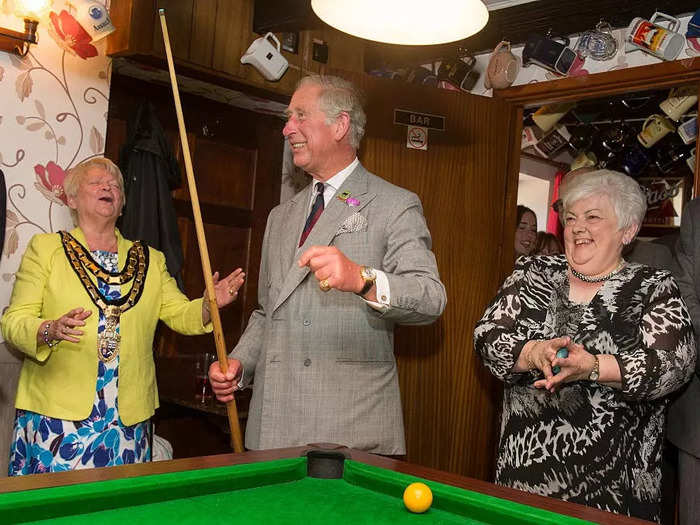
left=559, top=168, right=647, bottom=233
left=63, top=157, right=126, bottom=224
left=298, top=74, right=366, bottom=149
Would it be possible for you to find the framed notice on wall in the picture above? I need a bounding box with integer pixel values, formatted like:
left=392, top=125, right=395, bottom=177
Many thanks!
left=637, top=177, right=687, bottom=235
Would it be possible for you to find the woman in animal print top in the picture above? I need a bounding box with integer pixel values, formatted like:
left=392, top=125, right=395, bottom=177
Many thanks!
left=475, top=169, right=696, bottom=523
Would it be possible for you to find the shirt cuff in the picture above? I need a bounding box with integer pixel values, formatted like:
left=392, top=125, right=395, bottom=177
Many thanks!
left=363, top=270, right=390, bottom=312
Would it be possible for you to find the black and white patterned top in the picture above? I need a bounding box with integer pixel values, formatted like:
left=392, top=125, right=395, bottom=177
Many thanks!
left=474, top=254, right=696, bottom=523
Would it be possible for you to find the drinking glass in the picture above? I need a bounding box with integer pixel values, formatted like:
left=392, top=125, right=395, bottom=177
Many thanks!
left=194, top=352, right=215, bottom=404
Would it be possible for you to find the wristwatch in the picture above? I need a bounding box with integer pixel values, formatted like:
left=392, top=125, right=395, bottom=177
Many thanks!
left=356, top=266, right=377, bottom=296
left=588, top=354, right=600, bottom=381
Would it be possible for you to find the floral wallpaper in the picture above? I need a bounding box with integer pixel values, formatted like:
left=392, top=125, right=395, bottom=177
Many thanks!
left=0, top=1, right=111, bottom=342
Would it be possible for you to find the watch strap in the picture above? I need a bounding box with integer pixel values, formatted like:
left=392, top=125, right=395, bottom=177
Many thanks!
left=588, top=354, right=600, bottom=381
left=358, top=278, right=374, bottom=296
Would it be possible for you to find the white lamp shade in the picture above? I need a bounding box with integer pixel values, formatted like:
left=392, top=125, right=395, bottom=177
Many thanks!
left=311, top=0, right=489, bottom=45
left=14, top=0, right=52, bottom=20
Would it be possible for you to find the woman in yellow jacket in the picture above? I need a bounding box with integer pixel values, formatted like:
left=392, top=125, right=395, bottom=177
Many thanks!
left=1, top=158, right=244, bottom=475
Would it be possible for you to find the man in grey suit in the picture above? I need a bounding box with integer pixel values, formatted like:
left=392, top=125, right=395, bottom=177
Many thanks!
left=666, top=197, right=700, bottom=525
left=209, top=75, right=446, bottom=454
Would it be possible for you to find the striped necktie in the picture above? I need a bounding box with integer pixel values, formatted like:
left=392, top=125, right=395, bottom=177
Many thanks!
left=299, top=182, right=325, bottom=247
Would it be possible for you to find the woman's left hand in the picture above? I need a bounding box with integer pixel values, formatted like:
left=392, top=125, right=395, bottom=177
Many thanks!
left=211, top=268, right=245, bottom=308
left=534, top=340, right=596, bottom=393
left=202, top=268, right=245, bottom=323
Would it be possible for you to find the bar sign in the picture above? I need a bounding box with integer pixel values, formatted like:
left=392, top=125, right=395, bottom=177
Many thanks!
left=394, top=109, right=445, bottom=131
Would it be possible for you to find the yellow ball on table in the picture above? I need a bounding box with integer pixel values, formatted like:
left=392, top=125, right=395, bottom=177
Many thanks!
left=403, top=482, right=433, bottom=513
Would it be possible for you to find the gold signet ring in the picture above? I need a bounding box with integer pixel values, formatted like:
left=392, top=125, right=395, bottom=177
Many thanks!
left=319, top=279, right=331, bottom=292
left=228, top=288, right=235, bottom=296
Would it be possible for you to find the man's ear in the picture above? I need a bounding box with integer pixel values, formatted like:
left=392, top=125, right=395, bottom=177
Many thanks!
left=333, top=111, right=351, bottom=142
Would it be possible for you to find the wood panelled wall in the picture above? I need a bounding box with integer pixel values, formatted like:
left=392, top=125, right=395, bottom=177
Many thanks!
left=109, top=0, right=367, bottom=99
left=340, top=72, right=514, bottom=479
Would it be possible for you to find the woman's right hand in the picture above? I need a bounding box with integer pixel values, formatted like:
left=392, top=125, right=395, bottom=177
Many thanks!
left=43, top=307, right=92, bottom=344
left=516, top=336, right=571, bottom=378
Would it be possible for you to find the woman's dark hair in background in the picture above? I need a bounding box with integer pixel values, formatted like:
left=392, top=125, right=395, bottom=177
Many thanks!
left=516, top=205, right=535, bottom=226
left=534, top=231, right=563, bottom=255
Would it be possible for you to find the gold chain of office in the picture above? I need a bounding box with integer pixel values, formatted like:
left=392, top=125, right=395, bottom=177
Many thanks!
left=60, top=231, right=149, bottom=362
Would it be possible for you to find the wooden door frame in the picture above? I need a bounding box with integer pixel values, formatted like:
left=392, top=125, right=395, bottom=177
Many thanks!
left=494, top=58, right=700, bottom=255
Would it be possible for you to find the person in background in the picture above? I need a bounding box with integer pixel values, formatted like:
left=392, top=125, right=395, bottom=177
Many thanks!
left=209, top=74, right=446, bottom=454
left=666, top=197, right=700, bottom=525
left=533, top=231, right=563, bottom=255
left=515, top=205, right=537, bottom=258
left=1, top=157, right=244, bottom=475
left=474, top=169, right=695, bottom=522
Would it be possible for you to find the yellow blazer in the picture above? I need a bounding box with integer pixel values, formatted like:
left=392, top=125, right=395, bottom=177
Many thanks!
left=0, top=227, right=212, bottom=425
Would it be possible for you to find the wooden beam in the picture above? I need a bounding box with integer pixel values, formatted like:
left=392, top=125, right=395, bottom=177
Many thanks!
left=493, top=59, right=700, bottom=105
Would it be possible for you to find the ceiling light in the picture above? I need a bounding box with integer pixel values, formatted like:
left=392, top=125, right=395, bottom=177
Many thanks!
left=311, top=0, right=489, bottom=46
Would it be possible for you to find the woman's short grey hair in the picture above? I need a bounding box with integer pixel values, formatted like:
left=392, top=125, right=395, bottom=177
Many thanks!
left=298, top=74, right=366, bottom=149
left=63, top=157, right=126, bottom=223
left=559, top=169, right=647, bottom=233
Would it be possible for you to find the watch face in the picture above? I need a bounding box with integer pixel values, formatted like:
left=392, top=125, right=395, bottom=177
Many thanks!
left=362, top=266, right=377, bottom=280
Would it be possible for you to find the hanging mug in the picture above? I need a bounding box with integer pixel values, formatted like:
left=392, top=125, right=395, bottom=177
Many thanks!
left=620, top=143, right=650, bottom=178
left=533, top=126, right=571, bottom=158
left=687, top=150, right=697, bottom=172
left=638, top=114, right=675, bottom=148
left=660, top=86, right=698, bottom=122
left=626, top=12, right=684, bottom=61
left=521, top=125, right=543, bottom=149
left=532, top=102, right=576, bottom=132
left=678, top=116, right=698, bottom=145
left=485, top=41, right=520, bottom=90
left=570, top=151, right=597, bottom=171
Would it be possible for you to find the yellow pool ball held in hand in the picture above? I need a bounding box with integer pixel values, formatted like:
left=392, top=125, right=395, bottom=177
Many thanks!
left=403, top=482, right=433, bottom=513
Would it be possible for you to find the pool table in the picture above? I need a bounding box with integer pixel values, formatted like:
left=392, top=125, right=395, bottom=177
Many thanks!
left=0, top=446, right=651, bottom=524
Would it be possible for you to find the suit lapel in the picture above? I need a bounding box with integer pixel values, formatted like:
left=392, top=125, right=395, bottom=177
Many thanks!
left=276, top=187, right=311, bottom=275
left=273, top=165, right=375, bottom=312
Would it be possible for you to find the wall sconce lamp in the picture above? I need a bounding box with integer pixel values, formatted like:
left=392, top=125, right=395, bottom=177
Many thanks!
left=0, top=0, right=52, bottom=56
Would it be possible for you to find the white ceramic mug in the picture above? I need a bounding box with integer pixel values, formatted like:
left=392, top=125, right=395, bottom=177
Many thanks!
left=532, top=102, right=576, bottom=132
left=638, top=114, right=675, bottom=148
left=660, top=86, right=698, bottom=121
left=74, top=0, right=116, bottom=41
left=626, top=12, right=684, bottom=61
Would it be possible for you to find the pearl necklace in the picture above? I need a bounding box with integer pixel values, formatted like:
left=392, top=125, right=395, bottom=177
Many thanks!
left=569, top=259, right=626, bottom=283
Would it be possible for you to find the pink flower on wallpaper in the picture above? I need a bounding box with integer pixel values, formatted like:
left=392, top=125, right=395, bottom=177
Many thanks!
left=48, top=10, right=98, bottom=60
left=34, top=161, right=68, bottom=205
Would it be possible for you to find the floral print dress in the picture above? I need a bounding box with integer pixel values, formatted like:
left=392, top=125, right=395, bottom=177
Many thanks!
left=8, top=250, right=150, bottom=475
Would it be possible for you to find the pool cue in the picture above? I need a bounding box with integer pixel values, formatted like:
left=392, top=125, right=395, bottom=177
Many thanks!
left=158, top=8, right=244, bottom=453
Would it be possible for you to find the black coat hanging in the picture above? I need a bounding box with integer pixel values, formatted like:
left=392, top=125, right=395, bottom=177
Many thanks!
left=118, top=100, right=185, bottom=290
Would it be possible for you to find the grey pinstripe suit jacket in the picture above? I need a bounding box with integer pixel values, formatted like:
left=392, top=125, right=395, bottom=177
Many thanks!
left=231, top=163, right=446, bottom=454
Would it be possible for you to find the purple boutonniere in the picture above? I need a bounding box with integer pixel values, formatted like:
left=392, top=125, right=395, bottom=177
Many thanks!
left=346, top=197, right=360, bottom=207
